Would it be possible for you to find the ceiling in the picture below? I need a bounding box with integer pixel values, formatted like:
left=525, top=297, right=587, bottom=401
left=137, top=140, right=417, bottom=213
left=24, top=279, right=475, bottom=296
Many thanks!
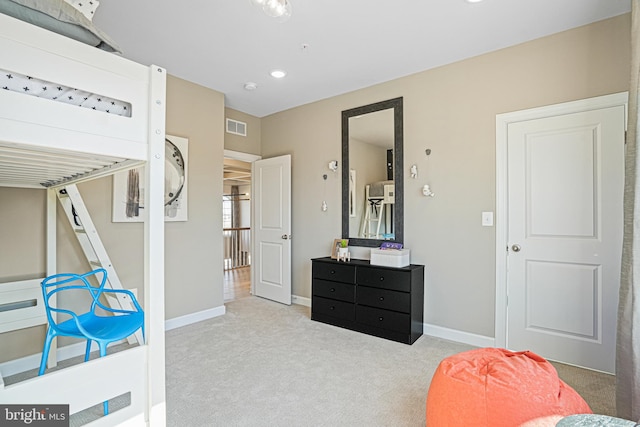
left=93, top=0, right=630, bottom=118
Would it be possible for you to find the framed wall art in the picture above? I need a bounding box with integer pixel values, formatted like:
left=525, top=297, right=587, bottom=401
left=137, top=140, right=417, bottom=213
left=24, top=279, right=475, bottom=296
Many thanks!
left=112, top=134, right=188, bottom=222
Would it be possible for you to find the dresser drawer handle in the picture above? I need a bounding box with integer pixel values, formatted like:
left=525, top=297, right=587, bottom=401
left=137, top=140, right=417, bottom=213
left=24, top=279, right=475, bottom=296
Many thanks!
left=378, top=317, right=384, bottom=321
left=379, top=277, right=384, bottom=281
left=330, top=288, right=336, bottom=292
left=330, top=270, right=336, bottom=274
left=379, top=297, right=384, bottom=301
left=330, top=306, right=335, bottom=310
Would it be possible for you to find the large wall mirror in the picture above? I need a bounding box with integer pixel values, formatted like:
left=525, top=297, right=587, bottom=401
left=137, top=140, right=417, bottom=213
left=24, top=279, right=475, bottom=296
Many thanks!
left=342, top=97, right=403, bottom=248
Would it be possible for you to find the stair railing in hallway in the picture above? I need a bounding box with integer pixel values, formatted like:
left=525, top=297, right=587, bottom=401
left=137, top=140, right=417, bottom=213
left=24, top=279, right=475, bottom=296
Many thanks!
left=223, top=227, right=251, bottom=270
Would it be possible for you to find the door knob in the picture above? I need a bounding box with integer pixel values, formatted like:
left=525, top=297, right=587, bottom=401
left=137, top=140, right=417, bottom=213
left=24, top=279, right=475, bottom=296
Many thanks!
left=511, top=244, right=521, bottom=252
left=281, top=234, right=291, bottom=240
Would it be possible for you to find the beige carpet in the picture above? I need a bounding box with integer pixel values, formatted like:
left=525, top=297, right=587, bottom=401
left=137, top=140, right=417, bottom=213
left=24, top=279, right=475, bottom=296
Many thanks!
left=165, top=296, right=616, bottom=426
left=551, top=361, right=617, bottom=417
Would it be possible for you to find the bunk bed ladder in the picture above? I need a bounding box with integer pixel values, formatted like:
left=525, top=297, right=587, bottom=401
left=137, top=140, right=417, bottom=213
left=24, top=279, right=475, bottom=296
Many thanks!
left=360, top=185, right=381, bottom=238
left=55, top=184, right=142, bottom=345
left=361, top=202, right=379, bottom=238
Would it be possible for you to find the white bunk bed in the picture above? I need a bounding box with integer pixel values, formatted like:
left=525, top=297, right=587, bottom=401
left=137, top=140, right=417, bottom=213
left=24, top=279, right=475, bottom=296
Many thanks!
left=0, top=10, right=167, bottom=426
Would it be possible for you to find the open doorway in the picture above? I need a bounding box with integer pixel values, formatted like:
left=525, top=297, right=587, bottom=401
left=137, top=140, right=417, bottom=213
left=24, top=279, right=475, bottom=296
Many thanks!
left=223, top=150, right=260, bottom=301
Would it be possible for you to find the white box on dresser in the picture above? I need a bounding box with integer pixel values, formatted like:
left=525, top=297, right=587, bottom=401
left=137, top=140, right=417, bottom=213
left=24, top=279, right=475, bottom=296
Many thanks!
left=370, top=248, right=410, bottom=268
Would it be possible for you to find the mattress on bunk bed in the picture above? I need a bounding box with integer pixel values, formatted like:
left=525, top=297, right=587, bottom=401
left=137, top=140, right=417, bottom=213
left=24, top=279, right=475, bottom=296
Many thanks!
left=368, top=180, right=394, bottom=197
left=1, top=68, right=132, bottom=116
left=0, top=0, right=120, bottom=52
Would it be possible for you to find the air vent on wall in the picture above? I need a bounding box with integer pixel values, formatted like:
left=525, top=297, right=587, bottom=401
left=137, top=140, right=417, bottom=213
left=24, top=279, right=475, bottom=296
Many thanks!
left=226, top=118, right=247, bottom=137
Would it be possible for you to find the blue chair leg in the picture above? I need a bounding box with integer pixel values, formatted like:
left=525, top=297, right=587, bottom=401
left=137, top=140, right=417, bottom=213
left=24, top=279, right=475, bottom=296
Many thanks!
left=99, top=344, right=109, bottom=416
left=38, top=330, right=54, bottom=376
left=84, top=340, right=92, bottom=362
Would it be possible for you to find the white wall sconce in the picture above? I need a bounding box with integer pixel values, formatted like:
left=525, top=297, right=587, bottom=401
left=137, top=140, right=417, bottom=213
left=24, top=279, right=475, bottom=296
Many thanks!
left=423, top=184, right=435, bottom=197
left=422, top=149, right=434, bottom=196
left=321, top=173, right=329, bottom=211
left=328, top=160, right=338, bottom=172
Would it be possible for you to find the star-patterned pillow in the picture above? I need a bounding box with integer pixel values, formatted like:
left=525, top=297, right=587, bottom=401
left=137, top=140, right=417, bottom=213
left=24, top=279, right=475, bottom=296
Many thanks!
left=63, top=0, right=100, bottom=21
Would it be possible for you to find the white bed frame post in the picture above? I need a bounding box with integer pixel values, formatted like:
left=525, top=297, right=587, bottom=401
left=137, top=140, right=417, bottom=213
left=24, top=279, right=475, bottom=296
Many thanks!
left=45, top=188, right=57, bottom=370
left=145, top=65, right=167, bottom=426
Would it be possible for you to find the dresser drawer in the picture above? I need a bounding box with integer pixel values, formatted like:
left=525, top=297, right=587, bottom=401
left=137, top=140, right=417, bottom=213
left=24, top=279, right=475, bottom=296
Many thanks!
left=313, top=262, right=356, bottom=284
left=357, top=267, right=410, bottom=292
left=313, top=279, right=355, bottom=303
left=356, top=305, right=410, bottom=333
left=312, top=296, right=355, bottom=321
left=357, top=286, right=410, bottom=313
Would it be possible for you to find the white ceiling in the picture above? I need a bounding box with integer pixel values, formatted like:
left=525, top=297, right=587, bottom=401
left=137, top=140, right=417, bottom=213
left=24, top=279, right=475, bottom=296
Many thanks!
left=93, top=0, right=631, bottom=118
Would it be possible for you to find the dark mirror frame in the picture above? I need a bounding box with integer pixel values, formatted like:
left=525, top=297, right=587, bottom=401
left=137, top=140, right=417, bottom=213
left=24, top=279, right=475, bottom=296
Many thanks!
left=342, top=97, right=403, bottom=248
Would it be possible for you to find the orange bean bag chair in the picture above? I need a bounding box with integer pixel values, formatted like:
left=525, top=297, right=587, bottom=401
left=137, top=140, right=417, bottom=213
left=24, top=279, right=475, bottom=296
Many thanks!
left=426, top=348, right=592, bottom=427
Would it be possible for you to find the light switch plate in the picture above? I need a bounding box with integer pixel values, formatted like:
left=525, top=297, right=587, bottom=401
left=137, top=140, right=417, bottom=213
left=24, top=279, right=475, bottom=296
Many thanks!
left=482, top=211, right=494, bottom=227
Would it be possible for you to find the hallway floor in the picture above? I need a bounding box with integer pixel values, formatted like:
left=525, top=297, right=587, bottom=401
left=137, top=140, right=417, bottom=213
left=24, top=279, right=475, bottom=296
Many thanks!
left=223, top=266, right=251, bottom=301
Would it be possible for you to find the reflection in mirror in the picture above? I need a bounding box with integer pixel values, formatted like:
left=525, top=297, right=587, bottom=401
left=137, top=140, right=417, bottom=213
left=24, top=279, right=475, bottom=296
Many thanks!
left=342, top=97, right=403, bottom=248
left=348, top=109, right=394, bottom=239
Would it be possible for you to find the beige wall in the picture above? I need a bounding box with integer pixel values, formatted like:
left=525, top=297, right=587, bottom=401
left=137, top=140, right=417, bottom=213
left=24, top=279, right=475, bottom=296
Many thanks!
left=260, top=14, right=631, bottom=338
left=0, top=74, right=225, bottom=362
left=0, top=189, right=47, bottom=361
left=224, top=108, right=261, bottom=155
left=163, top=75, right=225, bottom=320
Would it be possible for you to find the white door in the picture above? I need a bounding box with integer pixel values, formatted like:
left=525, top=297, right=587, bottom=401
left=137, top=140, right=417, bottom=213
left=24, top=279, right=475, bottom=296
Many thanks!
left=252, top=155, right=292, bottom=305
left=505, top=103, right=625, bottom=373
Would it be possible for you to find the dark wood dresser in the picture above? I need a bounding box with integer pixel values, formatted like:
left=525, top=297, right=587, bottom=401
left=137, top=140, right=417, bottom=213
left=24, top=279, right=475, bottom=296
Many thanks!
left=311, top=257, right=424, bottom=344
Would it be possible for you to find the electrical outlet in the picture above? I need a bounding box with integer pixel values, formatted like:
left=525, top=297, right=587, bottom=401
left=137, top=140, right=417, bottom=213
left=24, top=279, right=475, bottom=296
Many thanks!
left=482, top=212, right=494, bottom=227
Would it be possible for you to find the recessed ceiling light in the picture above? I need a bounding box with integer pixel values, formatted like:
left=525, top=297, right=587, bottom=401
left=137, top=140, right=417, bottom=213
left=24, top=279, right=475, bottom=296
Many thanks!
left=270, top=69, right=287, bottom=79
left=466, top=0, right=483, bottom=3
left=244, top=82, right=258, bottom=91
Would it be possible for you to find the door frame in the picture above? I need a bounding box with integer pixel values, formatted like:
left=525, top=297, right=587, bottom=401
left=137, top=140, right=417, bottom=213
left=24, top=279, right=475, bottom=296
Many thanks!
left=224, top=149, right=261, bottom=295
left=494, top=92, right=628, bottom=348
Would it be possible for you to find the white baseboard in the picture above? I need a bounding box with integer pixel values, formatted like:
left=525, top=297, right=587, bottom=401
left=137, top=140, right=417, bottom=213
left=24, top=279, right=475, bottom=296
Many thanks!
left=164, top=305, right=226, bottom=331
left=0, top=351, right=40, bottom=378
left=0, top=340, right=95, bottom=379
left=292, top=295, right=311, bottom=307
left=423, top=322, right=495, bottom=348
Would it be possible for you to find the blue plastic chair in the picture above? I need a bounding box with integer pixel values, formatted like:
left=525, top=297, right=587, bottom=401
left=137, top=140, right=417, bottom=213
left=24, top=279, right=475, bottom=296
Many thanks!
left=38, top=268, right=144, bottom=415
